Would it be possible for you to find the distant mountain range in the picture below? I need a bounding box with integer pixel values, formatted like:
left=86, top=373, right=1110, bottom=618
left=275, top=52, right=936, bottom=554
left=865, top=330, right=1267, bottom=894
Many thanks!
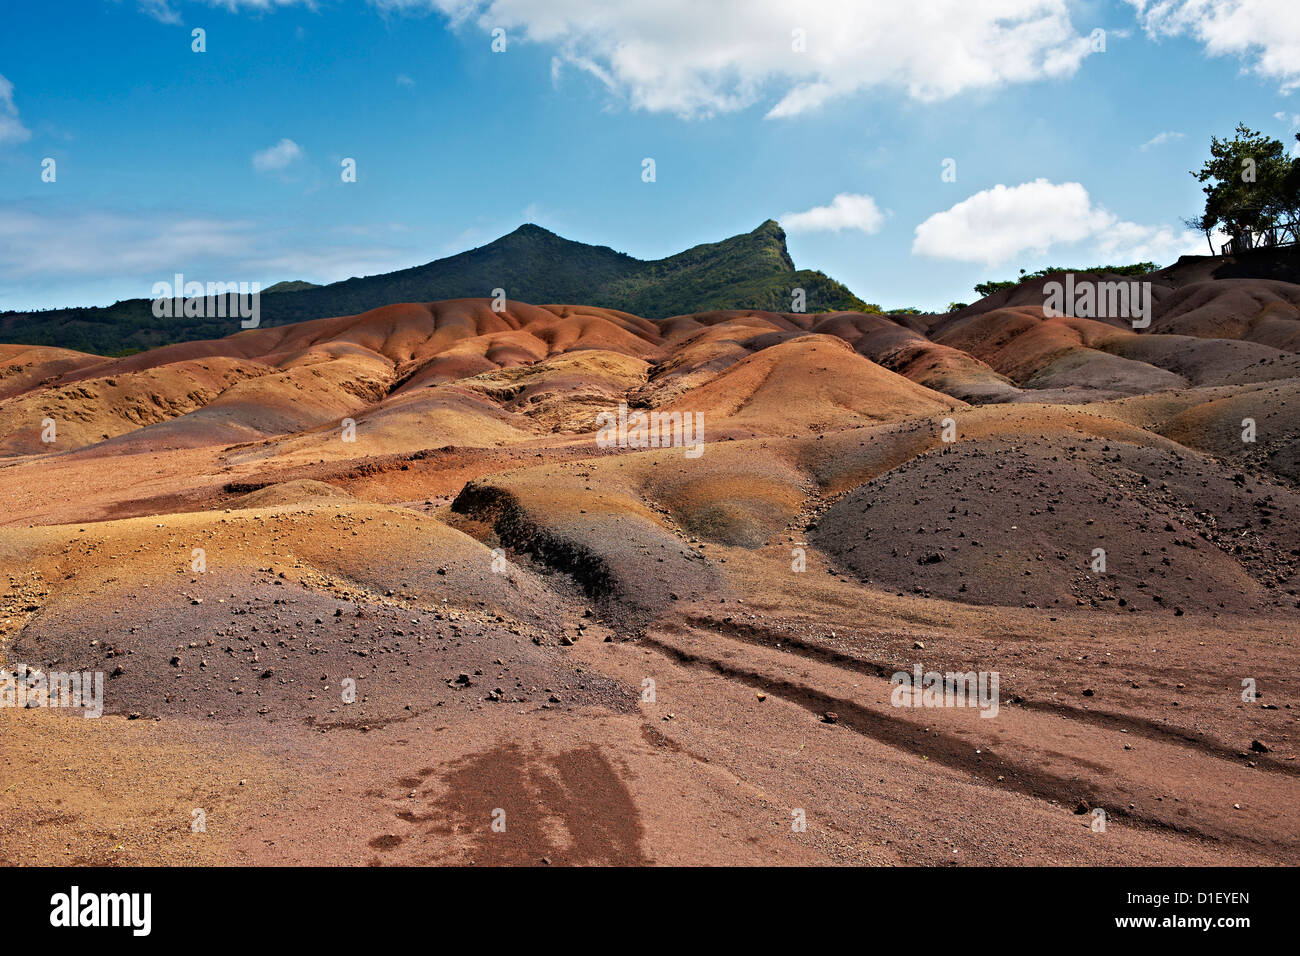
left=1, top=220, right=867, bottom=354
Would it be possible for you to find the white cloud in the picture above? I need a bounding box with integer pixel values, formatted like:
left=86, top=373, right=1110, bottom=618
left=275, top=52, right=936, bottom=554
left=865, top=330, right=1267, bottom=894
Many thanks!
left=781, top=193, right=886, bottom=234
left=396, top=73, right=415, bottom=86
left=373, top=0, right=1102, bottom=119
left=520, top=201, right=546, bottom=222
left=911, top=179, right=1210, bottom=267
left=0, top=208, right=252, bottom=279
left=0, top=203, right=413, bottom=308
left=1275, top=112, right=1300, bottom=155
left=913, top=181, right=1109, bottom=266
left=1139, top=130, right=1184, bottom=150
left=254, top=246, right=414, bottom=279
left=137, top=0, right=183, bottom=24
left=1128, top=0, right=1300, bottom=93
left=252, top=137, right=303, bottom=172
left=0, top=74, right=31, bottom=146
left=1094, top=219, right=1223, bottom=263
left=140, top=0, right=311, bottom=19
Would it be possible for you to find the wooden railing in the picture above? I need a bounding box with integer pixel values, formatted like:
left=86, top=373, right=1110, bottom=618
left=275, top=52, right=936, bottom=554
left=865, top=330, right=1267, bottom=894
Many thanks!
left=1219, top=220, right=1300, bottom=255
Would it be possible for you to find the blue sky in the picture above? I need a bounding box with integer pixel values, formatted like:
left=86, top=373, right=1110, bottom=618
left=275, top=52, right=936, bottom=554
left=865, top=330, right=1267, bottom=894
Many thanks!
left=1, top=0, right=1298, bottom=313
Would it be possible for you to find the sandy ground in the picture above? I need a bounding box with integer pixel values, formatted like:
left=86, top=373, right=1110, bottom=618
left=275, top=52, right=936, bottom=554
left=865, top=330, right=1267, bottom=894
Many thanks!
left=2, top=296, right=1297, bottom=865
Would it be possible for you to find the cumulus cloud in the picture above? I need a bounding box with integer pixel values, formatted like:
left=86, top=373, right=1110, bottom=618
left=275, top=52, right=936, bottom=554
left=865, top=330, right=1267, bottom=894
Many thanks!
left=912, top=181, right=1109, bottom=266
left=0, top=74, right=31, bottom=147
left=911, top=179, right=1210, bottom=267
left=252, top=138, right=303, bottom=172
left=1139, top=130, right=1184, bottom=150
left=1127, top=0, right=1300, bottom=93
left=373, top=0, right=1101, bottom=118
left=782, top=193, right=886, bottom=234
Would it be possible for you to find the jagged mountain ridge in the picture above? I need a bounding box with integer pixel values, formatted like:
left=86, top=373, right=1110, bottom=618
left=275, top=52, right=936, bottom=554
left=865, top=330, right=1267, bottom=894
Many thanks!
left=0, top=220, right=865, bottom=353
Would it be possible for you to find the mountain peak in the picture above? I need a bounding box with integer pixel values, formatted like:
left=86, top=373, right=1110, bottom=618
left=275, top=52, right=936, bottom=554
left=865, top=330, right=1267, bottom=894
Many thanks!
left=508, top=222, right=559, bottom=238
left=0, top=220, right=866, bottom=351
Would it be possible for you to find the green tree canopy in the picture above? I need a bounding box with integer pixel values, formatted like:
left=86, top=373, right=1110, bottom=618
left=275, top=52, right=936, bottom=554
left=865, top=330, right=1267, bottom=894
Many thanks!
left=1189, top=123, right=1300, bottom=243
left=974, top=263, right=1158, bottom=299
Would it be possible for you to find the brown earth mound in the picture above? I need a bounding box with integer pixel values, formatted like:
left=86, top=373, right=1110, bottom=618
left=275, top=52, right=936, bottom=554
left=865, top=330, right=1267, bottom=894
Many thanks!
left=3, top=281, right=1299, bottom=867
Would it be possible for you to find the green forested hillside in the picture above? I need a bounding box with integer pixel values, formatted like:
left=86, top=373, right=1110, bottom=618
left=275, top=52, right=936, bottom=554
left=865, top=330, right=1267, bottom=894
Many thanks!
left=1, top=220, right=867, bottom=354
